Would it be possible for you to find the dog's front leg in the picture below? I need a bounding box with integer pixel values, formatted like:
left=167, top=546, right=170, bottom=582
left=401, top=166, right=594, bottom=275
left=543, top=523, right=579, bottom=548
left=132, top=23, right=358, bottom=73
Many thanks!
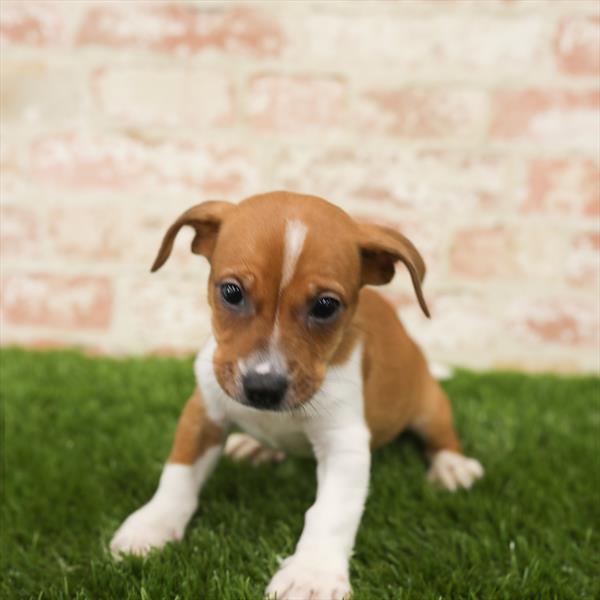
left=266, top=426, right=371, bottom=600
left=110, top=389, right=225, bottom=556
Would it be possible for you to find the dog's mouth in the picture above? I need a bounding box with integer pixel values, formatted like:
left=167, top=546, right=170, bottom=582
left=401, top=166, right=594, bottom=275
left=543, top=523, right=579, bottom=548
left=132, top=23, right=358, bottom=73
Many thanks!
left=238, top=394, right=291, bottom=413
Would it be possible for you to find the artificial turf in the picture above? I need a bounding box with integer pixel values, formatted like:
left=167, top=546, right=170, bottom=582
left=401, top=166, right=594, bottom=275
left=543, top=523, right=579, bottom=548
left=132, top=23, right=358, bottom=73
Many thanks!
left=1, top=347, right=599, bottom=599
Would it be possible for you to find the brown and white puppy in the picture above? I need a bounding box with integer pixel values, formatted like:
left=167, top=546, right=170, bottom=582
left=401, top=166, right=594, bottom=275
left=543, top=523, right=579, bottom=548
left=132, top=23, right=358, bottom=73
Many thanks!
left=110, top=191, right=483, bottom=599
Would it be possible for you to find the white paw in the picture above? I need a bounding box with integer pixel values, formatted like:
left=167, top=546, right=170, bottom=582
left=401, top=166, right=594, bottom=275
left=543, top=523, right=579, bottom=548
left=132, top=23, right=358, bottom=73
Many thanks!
left=266, top=555, right=351, bottom=600
left=110, top=499, right=194, bottom=557
left=427, top=450, right=484, bottom=491
left=225, top=432, right=286, bottom=466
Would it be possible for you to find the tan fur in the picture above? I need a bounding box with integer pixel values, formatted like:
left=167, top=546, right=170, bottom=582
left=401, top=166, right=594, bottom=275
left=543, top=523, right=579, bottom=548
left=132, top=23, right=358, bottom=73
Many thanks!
left=354, top=288, right=460, bottom=450
left=154, top=191, right=462, bottom=461
left=168, top=389, right=224, bottom=464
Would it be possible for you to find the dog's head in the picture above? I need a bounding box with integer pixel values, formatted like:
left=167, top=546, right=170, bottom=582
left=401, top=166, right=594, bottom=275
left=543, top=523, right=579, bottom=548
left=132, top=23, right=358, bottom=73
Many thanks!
left=152, top=192, right=429, bottom=411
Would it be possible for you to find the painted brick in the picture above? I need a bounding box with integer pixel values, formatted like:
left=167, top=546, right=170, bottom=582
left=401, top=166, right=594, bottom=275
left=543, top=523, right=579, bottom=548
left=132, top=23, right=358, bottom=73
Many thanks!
left=272, top=147, right=511, bottom=215
left=566, top=231, right=600, bottom=288
left=121, top=275, right=212, bottom=352
left=46, top=204, right=125, bottom=264
left=520, top=159, right=600, bottom=217
left=1, top=273, right=112, bottom=330
left=1, top=337, right=66, bottom=351
left=246, top=74, right=346, bottom=132
left=450, top=226, right=514, bottom=279
left=46, top=203, right=197, bottom=269
left=400, top=290, right=501, bottom=357
left=0, top=137, right=24, bottom=195
left=414, top=0, right=590, bottom=7
left=29, top=133, right=259, bottom=195
left=284, top=14, right=548, bottom=76
left=1, top=61, right=84, bottom=126
left=508, top=296, right=599, bottom=348
left=0, top=332, right=104, bottom=355
left=555, top=16, right=600, bottom=76
left=77, top=4, right=283, bottom=57
left=0, top=1, right=63, bottom=46
left=1, top=0, right=598, bottom=372
left=92, top=67, right=234, bottom=129
left=0, top=205, right=40, bottom=259
left=357, top=87, right=488, bottom=138
left=490, top=90, right=600, bottom=147
left=449, top=225, right=566, bottom=281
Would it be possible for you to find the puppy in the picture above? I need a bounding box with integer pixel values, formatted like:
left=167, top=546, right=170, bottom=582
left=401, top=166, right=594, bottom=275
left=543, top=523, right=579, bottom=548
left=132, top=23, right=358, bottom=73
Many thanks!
left=110, top=191, right=483, bottom=599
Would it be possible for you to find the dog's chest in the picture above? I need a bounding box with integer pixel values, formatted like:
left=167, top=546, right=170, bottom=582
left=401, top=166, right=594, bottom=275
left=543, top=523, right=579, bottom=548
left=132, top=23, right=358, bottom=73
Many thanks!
left=222, top=400, right=313, bottom=455
left=195, top=336, right=366, bottom=457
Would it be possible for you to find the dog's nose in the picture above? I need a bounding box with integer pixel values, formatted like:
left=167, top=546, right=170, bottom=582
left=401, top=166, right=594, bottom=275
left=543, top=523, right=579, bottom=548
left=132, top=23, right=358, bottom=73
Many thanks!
left=243, top=372, right=288, bottom=409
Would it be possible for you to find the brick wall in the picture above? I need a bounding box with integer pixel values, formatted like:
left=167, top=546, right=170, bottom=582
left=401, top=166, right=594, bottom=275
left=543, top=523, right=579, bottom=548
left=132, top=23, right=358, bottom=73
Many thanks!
left=1, top=0, right=598, bottom=372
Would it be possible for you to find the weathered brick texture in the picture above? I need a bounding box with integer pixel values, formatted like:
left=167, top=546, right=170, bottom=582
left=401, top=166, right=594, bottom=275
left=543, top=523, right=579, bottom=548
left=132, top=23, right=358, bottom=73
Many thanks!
left=1, top=273, right=112, bottom=330
left=1, top=0, right=598, bottom=372
left=76, top=4, right=284, bottom=57
left=246, top=74, right=347, bottom=132
left=555, top=16, right=600, bottom=75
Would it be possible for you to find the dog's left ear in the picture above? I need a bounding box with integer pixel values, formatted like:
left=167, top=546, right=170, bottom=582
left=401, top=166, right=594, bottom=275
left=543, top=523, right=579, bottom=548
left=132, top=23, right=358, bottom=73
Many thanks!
left=151, top=201, right=234, bottom=272
left=358, top=223, right=430, bottom=318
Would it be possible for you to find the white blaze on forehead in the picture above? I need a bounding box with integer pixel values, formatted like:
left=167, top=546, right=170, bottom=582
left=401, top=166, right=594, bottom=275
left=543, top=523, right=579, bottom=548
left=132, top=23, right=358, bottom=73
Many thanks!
left=281, top=219, right=308, bottom=290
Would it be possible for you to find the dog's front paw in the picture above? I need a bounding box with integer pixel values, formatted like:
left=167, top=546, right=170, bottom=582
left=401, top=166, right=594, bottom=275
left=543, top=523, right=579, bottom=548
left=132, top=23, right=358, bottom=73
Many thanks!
left=265, top=555, right=351, bottom=600
left=427, top=449, right=484, bottom=491
left=110, top=499, right=194, bottom=557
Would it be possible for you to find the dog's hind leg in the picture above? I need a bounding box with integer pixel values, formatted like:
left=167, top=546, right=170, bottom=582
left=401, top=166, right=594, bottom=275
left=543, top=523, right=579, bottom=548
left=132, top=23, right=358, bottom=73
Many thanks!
left=225, top=432, right=286, bottom=465
left=411, top=380, right=484, bottom=492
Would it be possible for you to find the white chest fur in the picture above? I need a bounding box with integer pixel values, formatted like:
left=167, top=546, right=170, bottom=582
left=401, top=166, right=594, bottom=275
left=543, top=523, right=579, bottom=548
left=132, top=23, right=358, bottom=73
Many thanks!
left=194, top=337, right=367, bottom=456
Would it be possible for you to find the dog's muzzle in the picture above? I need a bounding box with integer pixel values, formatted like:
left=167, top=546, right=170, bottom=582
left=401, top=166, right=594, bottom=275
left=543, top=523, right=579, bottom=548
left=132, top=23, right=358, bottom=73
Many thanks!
left=242, top=372, right=288, bottom=410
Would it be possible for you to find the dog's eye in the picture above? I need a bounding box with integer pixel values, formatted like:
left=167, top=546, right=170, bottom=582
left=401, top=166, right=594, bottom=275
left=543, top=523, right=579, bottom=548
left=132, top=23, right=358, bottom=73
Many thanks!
left=309, top=296, right=341, bottom=322
left=220, top=282, right=244, bottom=306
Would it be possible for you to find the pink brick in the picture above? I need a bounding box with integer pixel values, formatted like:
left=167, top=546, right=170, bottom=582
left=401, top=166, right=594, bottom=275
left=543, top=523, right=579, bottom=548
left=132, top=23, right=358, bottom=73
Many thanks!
left=273, top=147, right=511, bottom=214
left=284, top=13, right=548, bottom=76
left=508, top=296, right=599, bottom=348
left=77, top=4, right=283, bottom=57
left=398, top=290, right=502, bottom=357
left=92, top=67, right=234, bottom=129
left=246, top=74, right=346, bottom=132
left=415, top=0, right=567, bottom=5
left=0, top=205, right=39, bottom=259
left=566, top=231, right=600, bottom=288
left=0, top=138, right=23, bottom=195
left=2, top=61, right=84, bottom=127
left=450, top=225, right=565, bottom=281
left=46, top=203, right=197, bottom=269
left=450, top=226, right=515, bottom=279
left=0, top=1, right=63, bottom=46
left=0, top=334, right=103, bottom=355
left=555, top=17, right=600, bottom=76
left=357, top=87, right=488, bottom=138
left=46, top=204, right=124, bottom=263
left=29, top=133, right=258, bottom=195
left=1, top=273, right=112, bottom=330
left=490, top=90, right=600, bottom=145
left=122, top=276, right=212, bottom=352
left=520, top=159, right=600, bottom=217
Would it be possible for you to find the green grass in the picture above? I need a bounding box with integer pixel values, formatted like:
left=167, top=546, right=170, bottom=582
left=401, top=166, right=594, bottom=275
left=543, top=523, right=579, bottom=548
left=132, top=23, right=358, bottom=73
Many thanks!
left=1, top=348, right=599, bottom=600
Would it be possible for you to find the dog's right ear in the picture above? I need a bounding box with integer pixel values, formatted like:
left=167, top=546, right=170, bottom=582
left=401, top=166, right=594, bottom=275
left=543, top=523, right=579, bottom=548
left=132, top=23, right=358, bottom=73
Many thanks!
left=151, top=201, right=234, bottom=272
